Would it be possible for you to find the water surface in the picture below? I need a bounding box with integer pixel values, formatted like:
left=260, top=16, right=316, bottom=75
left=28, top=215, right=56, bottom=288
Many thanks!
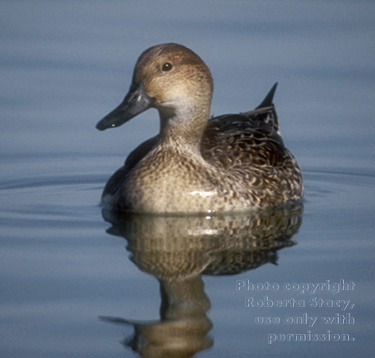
left=1, top=1, right=374, bottom=357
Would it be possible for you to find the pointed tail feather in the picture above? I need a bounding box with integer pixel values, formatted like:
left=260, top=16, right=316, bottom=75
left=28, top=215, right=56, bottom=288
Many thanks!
left=256, top=82, right=278, bottom=109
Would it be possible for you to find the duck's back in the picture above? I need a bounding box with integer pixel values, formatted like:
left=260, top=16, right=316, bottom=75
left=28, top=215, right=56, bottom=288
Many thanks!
left=202, top=104, right=284, bottom=168
left=201, top=104, right=303, bottom=206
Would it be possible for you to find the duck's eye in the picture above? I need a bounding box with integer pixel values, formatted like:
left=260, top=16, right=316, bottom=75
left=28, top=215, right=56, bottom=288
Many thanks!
left=162, top=62, right=173, bottom=71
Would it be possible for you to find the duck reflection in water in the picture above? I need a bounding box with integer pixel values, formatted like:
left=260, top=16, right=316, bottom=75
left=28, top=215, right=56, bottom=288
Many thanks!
left=99, top=202, right=303, bottom=358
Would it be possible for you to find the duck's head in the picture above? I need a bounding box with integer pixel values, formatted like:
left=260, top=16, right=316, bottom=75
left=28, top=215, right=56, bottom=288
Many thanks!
left=96, top=43, right=213, bottom=131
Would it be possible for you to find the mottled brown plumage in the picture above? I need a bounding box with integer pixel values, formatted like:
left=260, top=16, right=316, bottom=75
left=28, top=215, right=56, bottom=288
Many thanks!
left=97, top=43, right=303, bottom=213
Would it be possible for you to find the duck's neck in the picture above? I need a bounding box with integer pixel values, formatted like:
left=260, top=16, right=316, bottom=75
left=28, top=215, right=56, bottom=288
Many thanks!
left=158, top=102, right=211, bottom=152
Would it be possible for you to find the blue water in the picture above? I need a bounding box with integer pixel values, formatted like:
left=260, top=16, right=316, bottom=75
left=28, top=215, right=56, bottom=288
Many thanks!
left=1, top=1, right=374, bottom=357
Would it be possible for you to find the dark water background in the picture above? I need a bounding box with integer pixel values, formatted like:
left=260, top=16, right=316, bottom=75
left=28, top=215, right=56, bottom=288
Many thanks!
left=1, top=1, right=374, bottom=357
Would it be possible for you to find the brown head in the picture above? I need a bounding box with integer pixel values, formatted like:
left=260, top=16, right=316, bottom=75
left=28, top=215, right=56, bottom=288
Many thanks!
left=96, top=43, right=213, bottom=132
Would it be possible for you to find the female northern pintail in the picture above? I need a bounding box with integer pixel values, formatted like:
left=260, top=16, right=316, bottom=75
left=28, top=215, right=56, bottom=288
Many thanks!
left=96, top=43, right=303, bottom=214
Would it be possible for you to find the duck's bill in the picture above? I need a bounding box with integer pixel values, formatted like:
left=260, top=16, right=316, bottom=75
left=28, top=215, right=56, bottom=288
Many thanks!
left=96, top=82, right=154, bottom=131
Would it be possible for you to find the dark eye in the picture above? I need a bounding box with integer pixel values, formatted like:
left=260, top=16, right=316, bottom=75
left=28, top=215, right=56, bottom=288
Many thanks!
left=162, top=62, right=173, bottom=71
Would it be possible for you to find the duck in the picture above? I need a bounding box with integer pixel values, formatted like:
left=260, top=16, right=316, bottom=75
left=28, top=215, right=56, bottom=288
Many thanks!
left=96, top=43, right=303, bottom=214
